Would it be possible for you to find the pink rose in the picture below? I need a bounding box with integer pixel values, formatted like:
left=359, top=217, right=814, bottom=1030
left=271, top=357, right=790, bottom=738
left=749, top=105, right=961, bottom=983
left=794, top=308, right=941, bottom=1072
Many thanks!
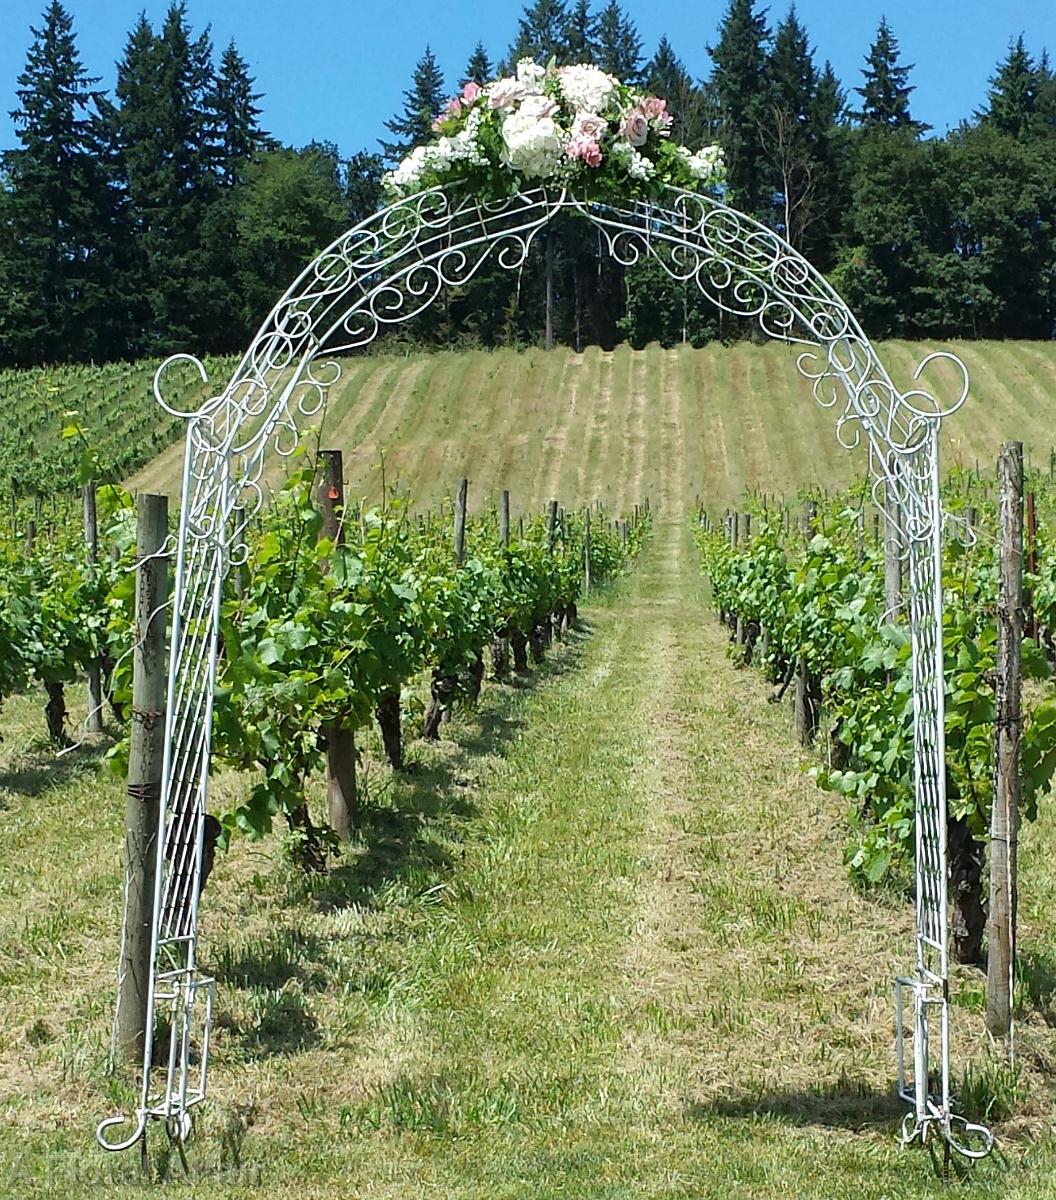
left=567, top=135, right=603, bottom=167
left=619, top=107, right=649, bottom=146
left=641, top=96, right=674, bottom=134
left=462, top=81, right=482, bottom=104
left=572, top=112, right=607, bottom=140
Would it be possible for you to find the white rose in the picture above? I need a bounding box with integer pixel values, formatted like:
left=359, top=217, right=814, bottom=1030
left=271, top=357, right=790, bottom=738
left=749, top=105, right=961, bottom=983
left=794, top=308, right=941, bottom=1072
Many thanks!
left=488, top=76, right=526, bottom=110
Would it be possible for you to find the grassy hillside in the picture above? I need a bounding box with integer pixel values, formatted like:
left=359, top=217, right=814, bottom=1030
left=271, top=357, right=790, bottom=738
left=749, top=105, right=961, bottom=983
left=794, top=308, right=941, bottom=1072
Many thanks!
left=125, top=340, right=1056, bottom=514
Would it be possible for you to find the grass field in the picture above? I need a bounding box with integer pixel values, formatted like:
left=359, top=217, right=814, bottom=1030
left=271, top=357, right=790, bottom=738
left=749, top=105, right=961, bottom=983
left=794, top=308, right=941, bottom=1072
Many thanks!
left=3, top=521, right=1056, bottom=1197
left=3, top=341, right=1056, bottom=1195
left=124, top=340, right=1056, bottom=513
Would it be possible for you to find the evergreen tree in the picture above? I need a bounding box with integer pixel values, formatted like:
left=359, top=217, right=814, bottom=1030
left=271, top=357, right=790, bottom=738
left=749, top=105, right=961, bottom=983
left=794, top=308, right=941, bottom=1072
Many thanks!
left=112, top=4, right=220, bottom=351
left=563, top=0, right=595, bottom=63
left=593, top=1, right=643, bottom=83
left=1035, top=52, right=1056, bottom=136
left=462, top=42, right=493, bottom=87
left=507, top=0, right=569, bottom=66
left=233, top=143, right=354, bottom=331
left=708, top=0, right=774, bottom=217
left=380, top=46, right=445, bottom=165
left=210, top=40, right=266, bottom=184
left=806, top=60, right=850, bottom=268
left=344, top=150, right=385, bottom=224
left=978, top=36, right=1036, bottom=139
left=2, top=2, right=122, bottom=363
left=763, top=7, right=818, bottom=248
left=769, top=6, right=815, bottom=121
left=853, top=17, right=927, bottom=132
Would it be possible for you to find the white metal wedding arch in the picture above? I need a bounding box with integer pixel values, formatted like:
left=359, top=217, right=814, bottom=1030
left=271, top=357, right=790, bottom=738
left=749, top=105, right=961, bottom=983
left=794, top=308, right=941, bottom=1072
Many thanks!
left=96, top=182, right=990, bottom=1159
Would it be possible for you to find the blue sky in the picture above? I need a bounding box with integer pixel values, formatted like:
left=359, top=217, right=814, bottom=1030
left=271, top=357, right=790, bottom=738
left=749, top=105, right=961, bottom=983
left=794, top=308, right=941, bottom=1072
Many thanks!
left=1, top=0, right=1053, bottom=157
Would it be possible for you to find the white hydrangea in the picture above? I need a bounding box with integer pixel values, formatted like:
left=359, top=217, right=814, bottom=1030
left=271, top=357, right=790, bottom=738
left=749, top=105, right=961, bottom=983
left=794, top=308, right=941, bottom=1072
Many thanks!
left=611, top=140, right=655, bottom=180
left=516, top=57, right=547, bottom=93
left=677, top=143, right=724, bottom=180
left=385, top=144, right=430, bottom=190
left=385, top=113, right=489, bottom=191
left=435, top=108, right=488, bottom=168
left=501, top=105, right=566, bottom=178
left=556, top=64, right=617, bottom=115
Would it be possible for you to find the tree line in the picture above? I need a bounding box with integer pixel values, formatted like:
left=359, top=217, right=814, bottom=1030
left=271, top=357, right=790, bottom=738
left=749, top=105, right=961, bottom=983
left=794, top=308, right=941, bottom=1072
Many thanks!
left=3, top=0, right=1055, bottom=368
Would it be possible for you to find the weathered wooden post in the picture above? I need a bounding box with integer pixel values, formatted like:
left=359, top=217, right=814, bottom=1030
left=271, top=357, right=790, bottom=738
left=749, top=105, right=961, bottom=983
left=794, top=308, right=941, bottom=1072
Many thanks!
left=987, top=441, right=1023, bottom=1047
left=454, top=477, right=469, bottom=566
left=583, top=506, right=592, bottom=595
left=117, top=494, right=168, bottom=1061
left=492, top=489, right=512, bottom=680
left=84, top=482, right=104, bottom=733
left=319, top=449, right=357, bottom=838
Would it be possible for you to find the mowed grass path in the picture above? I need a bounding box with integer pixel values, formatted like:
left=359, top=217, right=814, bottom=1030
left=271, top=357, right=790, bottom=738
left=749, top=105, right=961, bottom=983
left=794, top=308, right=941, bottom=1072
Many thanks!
left=2, top=521, right=1053, bottom=1197
left=124, top=339, right=1056, bottom=515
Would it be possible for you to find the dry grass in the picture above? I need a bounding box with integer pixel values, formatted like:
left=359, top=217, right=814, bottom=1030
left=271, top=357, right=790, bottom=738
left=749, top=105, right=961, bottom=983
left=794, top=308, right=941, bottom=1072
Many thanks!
left=121, top=340, right=1056, bottom=518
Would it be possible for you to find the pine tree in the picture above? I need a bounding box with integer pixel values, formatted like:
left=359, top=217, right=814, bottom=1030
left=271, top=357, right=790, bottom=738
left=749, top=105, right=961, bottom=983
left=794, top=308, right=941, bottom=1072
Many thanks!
left=763, top=7, right=818, bottom=248
left=708, top=0, right=774, bottom=217
left=770, top=6, right=815, bottom=122
left=805, top=60, right=848, bottom=269
left=507, top=0, right=569, bottom=67
left=2, top=2, right=122, bottom=363
left=112, top=3, right=220, bottom=351
left=593, top=1, right=643, bottom=83
left=853, top=17, right=927, bottom=132
left=462, top=41, right=492, bottom=87
left=563, top=0, right=595, bottom=63
left=978, top=36, right=1036, bottom=139
left=380, top=46, right=446, bottom=165
left=210, top=40, right=266, bottom=184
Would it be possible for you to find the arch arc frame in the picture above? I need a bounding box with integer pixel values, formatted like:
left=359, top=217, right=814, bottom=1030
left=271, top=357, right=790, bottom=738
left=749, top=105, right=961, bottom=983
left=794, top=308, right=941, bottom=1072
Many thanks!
left=96, top=183, right=989, bottom=1159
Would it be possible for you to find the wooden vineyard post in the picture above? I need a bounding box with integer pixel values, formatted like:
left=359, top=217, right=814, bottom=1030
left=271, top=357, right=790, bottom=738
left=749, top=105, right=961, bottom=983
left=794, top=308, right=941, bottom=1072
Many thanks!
left=84, top=482, right=104, bottom=733
left=499, top=488, right=510, bottom=546
left=492, top=490, right=512, bottom=680
left=583, top=506, right=592, bottom=595
left=547, top=499, right=560, bottom=646
left=319, top=449, right=358, bottom=838
left=454, top=477, right=469, bottom=566
left=735, top=512, right=750, bottom=650
left=118, top=494, right=168, bottom=1062
left=987, top=441, right=1023, bottom=1046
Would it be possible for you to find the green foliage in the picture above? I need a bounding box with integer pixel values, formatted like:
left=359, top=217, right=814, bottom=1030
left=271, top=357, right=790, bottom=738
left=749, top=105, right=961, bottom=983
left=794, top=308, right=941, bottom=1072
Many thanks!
left=852, top=17, right=927, bottom=133
left=697, top=479, right=1056, bottom=891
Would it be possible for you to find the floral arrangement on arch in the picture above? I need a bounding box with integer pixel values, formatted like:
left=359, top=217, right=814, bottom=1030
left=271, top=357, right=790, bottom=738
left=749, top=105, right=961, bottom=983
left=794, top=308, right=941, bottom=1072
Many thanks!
left=384, top=58, right=725, bottom=202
